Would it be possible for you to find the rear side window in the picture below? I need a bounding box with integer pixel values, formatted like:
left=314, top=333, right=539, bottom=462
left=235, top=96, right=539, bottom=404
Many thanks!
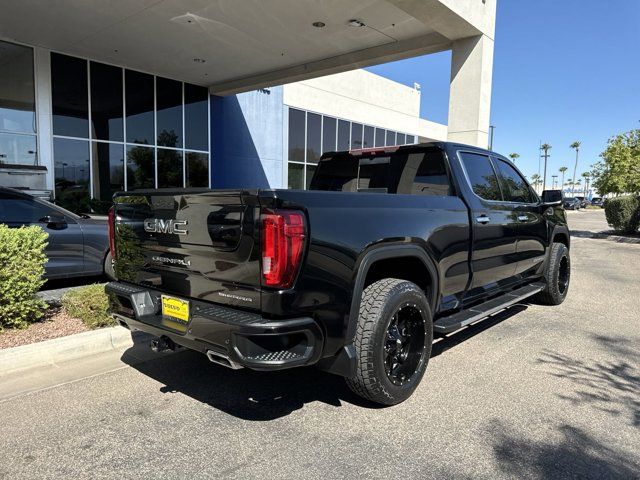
left=396, top=151, right=452, bottom=196
left=460, top=152, right=502, bottom=201
left=494, top=158, right=535, bottom=203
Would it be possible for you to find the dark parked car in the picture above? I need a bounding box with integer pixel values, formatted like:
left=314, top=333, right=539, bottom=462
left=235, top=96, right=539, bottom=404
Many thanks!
left=574, top=196, right=589, bottom=208
left=563, top=197, right=581, bottom=210
left=107, top=142, right=570, bottom=405
left=591, top=197, right=604, bottom=208
left=0, top=187, right=114, bottom=280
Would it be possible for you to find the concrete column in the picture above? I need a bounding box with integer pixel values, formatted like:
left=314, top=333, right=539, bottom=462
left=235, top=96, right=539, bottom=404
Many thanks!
left=34, top=47, right=54, bottom=191
left=447, top=34, right=494, bottom=148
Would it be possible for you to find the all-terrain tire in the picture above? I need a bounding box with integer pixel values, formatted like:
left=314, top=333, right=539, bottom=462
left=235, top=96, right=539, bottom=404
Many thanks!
left=346, top=278, right=433, bottom=406
left=535, top=242, right=570, bottom=305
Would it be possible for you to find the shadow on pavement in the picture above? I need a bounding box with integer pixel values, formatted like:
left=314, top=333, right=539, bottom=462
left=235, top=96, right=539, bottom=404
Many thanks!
left=122, top=303, right=531, bottom=421
left=489, top=419, right=640, bottom=479
left=537, top=339, right=640, bottom=427
left=123, top=346, right=371, bottom=420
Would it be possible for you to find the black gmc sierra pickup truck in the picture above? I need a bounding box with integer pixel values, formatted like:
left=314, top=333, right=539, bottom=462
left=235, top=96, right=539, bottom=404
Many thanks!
left=106, top=142, right=570, bottom=405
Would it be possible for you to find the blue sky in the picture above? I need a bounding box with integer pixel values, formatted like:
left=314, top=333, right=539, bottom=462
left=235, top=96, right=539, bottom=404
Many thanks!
left=366, top=0, right=640, bottom=184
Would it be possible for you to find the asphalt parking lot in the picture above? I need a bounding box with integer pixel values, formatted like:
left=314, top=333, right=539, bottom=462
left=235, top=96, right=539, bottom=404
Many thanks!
left=1, top=209, right=638, bottom=479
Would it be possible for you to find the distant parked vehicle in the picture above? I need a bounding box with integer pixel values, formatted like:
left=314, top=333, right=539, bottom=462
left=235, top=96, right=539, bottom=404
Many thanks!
left=574, top=196, right=589, bottom=208
left=0, top=187, right=114, bottom=280
left=591, top=197, right=604, bottom=208
left=563, top=197, right=581, bottom=210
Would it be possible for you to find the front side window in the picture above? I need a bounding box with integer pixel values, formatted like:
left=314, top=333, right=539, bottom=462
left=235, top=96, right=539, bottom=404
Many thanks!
left=460, top=152, right=502, bottom=201
left=494, top=158, right=534, bottom=203
left=0, top=40, right=37, bottom=166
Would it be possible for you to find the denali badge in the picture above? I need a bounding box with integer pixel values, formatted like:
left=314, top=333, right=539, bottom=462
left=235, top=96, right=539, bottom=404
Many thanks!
left=152, top=256, right=191, bottom=267
left=144, top=218, right=188, bottom=235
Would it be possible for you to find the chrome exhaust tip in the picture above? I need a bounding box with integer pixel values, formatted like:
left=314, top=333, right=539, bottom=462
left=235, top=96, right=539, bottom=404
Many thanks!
left=206, top=350, right=243, bottom=370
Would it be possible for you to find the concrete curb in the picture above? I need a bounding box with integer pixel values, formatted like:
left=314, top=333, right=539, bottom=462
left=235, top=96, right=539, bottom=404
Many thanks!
left=0, top=326, right=137, bottom=376
left=571, top=230, right=640, bottom=244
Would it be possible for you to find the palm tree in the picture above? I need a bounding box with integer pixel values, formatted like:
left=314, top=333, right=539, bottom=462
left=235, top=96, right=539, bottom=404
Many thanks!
left=508, top=153, right=520, bottom=163
left=540, top=143, right=551, bottom=191
left=530, top=173, right=541, bottom=193
left=570, top=141, right=581, bottom=195
left=559, top=166, right=568, bottom=191
left=581, top=171, right=591, bottom=197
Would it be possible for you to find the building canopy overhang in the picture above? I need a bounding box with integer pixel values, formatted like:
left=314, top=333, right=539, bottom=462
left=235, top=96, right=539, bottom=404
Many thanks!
left=0, top=0, right=494, bottom=95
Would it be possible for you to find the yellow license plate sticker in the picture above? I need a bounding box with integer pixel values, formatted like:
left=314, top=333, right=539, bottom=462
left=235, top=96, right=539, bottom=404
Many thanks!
left=161, top=295, right=190, bottom=323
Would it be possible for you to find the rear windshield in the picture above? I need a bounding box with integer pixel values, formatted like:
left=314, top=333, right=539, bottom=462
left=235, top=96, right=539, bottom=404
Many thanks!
left=309, top=148, right=452, bottom=196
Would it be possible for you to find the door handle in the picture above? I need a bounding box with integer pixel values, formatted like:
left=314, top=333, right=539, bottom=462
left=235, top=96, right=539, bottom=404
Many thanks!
left=517, top=215, right=528, bottom=222
left=475, top=215, right=491, bottom=224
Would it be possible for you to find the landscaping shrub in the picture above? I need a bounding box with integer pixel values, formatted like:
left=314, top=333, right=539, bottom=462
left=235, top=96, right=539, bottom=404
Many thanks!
left=61, top=284, right=116, bottom=329
left=0, top=225, right=49, bottom=329
left=604, top=196, right=640, bottom=234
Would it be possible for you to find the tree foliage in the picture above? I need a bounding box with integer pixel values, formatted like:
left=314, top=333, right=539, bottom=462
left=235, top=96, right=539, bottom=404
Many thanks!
left=592, top=129, right=640, bottom=195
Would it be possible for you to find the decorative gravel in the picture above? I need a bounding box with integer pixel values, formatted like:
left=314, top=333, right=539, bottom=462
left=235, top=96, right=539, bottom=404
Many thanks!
left=0, top=308, right=89, bottom=350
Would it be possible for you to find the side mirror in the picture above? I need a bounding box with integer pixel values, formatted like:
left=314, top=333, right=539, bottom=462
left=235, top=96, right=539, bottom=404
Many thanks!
left=39, top=214, right=68, bottom=230
left=541, top=189, right=563, bottom=205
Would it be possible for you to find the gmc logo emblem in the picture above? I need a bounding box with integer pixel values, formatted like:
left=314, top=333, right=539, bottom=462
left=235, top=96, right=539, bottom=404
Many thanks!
left=144, top=218, right=188, bottom=235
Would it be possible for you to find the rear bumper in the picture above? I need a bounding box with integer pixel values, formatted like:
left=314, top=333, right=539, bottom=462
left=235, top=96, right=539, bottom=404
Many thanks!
left=106, top=282, right=324, bottom=371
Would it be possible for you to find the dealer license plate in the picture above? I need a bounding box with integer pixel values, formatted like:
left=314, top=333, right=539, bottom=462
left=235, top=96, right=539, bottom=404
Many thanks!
left=161, top=295, right=190, bottom=323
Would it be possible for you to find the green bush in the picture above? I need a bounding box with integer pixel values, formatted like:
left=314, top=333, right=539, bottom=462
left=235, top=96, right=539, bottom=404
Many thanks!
left=604, top=196, right=640, bottom=234
left=61, top=284, right=116, bottom=329
left=0, top=225, right=49, bottom=329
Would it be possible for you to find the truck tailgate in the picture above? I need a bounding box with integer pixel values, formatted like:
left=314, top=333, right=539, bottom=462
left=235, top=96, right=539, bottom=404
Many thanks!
left=112, top=189, right=261, bottom=310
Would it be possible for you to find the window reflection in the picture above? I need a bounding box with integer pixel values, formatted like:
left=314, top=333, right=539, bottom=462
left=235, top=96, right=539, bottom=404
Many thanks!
left=351, top=123, right=363, bottom=149
left=126, top=145, right=155, bottom=190
left=157, top=77, right=182, bottom=147
left=186, top=152, right=208, bottom=187
left=0, top=41, right=36, bottom=135
left=0, top=133, right=37, bottom=166
left=90, top=62, right=123, bottom=141
left=288, top=163, right=304, bottom=189
left=52, top=53, right=88, bottom=138
left=322, top=116, right=336, bottom=154
left=306, top=164, right=316, bottom=189
left=337, top=120, right=350, bottom=150
left=306, top=112, right=321, bottom=163
left=54, top=138, right=90, bottom=213
left=157, top=149, right=183, bottom=188
left=184, top=83, right=208, bottom=151
left=288, top=108, right=305, bottom=161
left=125, top=70, right=154, bottom=144
left=92, top=142, right=124, bottom=213
left=386, top=130, right=397, bottom=146
left=363, top=126, right=374, bottom=149
left=287, top=108, right=417, bottom=191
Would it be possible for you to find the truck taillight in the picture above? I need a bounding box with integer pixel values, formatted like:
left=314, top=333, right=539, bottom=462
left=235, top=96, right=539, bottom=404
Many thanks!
left=107, top=207, right=116, bottom=260
left=261, top=210, right=306, bottom=288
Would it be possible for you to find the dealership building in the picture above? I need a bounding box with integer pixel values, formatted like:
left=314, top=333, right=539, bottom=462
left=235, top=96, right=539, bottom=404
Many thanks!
left=0, top=0, right=495, bottom=212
